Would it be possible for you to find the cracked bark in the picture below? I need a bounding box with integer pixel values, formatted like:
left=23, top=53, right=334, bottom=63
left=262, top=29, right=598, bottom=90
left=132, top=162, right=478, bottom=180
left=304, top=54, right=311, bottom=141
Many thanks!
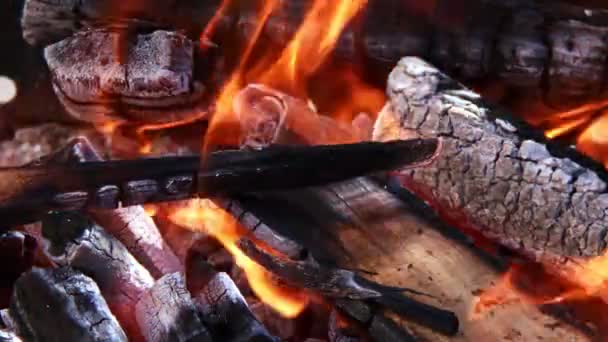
left=9, top=267, right=127, bottom=342
left=41, top=211, right=154, bottom=340
left=374, top=56, right=608, bottom=262
left=135, top=272, right=213, bottom=342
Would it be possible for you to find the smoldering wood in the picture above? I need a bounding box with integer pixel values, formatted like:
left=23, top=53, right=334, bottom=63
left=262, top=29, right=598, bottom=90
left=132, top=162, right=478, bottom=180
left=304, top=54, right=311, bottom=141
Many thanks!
left=44, top=29, right=208, bottom=125
left=192, top=266, right=276, bottom=342
left=213, top=197, right=305, bottom=259
left=373, top=56, right=608, bottom=261
left=228, top=177, right=588, bottom=341
left=10, top=267, right=127, bottom=342
left=135, top=272, right=213, bottom=342
left=31, top=136, right=183, bottom=277
left=41, top=211, right=154, bottom=340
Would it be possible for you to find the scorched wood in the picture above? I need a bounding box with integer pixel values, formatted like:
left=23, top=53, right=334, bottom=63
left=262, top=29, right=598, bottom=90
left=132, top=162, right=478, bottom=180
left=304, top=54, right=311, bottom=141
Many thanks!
left=10, top=267, right=127, bottom=342
left=228, top=178, right=588, bottom=340
left=41, top=211, right=154, bottom=340
left=135, top=272, right=213, bottom=342
left=373, top=56, right=608, bottom=261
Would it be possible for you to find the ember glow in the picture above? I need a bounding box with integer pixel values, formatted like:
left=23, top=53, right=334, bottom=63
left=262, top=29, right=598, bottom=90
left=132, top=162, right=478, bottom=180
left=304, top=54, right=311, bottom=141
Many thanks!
left=168, top=199, right=309, bottom=318
left=204, top=0, right=369, bottom=151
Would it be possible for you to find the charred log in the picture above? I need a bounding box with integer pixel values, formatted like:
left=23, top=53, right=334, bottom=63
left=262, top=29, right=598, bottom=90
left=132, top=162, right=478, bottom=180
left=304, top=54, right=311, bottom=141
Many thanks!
left=10, top=267, right=127, bottom=342
left=373, top=56, right=608, bottom=261
left=135, top=272, right=213, bottom=342
left=41, top=211, right=154, bottom=340
left=187, top=256, right=276, bottom=342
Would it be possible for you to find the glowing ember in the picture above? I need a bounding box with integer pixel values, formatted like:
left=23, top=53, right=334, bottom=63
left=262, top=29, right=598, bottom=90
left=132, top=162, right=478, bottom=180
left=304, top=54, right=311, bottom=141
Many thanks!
left=0, top=76, right=17, bottom=105
left=168, top=199, right=309, bottom=318
left=204, top=0, right=369, bottom=151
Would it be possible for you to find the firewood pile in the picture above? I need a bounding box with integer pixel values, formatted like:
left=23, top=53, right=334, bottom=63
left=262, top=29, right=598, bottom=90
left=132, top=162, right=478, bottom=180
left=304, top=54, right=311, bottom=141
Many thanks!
left=1, top=0, right=608, bottom=341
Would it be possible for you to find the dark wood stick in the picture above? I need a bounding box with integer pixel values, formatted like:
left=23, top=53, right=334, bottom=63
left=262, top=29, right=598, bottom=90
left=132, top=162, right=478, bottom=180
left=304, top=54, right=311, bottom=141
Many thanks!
left=10, top=267, right=128, bottom=342
left=374, top=56, right=608, bottom=262
left=0, top=139, right=438, bottom=228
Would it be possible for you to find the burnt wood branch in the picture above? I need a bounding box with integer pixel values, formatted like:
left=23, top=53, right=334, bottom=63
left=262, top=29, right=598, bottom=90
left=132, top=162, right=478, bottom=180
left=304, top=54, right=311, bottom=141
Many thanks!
left=41, top=211, right=154, bottom=340
left=10, top=267, right=127, bottom=342
left=373, top=56, right=608, bottom=262
left=135, top=272, right=213, bottom=342
left=0, top=140, right=438, bottom=228
left=186, top=257, right=276, bottom=342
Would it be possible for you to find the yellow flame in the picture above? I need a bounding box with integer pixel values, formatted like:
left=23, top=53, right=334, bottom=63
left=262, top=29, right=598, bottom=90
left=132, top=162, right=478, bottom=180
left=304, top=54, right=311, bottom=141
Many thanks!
left=168, top=199, right=309, bottom=318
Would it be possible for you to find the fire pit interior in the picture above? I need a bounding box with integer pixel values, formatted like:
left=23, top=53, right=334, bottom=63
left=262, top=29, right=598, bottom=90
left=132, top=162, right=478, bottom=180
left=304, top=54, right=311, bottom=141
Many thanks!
left=2, top=0, right=608, bottom=341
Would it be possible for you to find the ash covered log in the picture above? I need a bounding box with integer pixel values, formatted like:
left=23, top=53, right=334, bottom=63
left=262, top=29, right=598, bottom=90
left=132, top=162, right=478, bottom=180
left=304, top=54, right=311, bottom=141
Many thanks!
left=10, top=267, right=127, bottom=342
left=135, top=272, right=213, bottom=342
left=41, top=211, right=154, bottom=340
left=186, top=255, right=276, bottom=342
left=44, top=29, right=207, bottom=125
left=373, top=56, right=608, bottom=261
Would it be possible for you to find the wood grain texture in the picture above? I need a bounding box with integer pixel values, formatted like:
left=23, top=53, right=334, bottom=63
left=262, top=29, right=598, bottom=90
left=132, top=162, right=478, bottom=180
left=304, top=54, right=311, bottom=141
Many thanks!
left=231, top=177, right=587, bottom=341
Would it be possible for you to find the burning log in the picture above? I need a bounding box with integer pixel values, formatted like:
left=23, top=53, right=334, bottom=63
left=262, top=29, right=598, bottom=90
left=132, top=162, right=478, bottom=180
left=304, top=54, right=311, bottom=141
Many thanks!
left=227, top=177, right=588, bottom=340
left=44, top=29, right=207, bottom=125
left=135, top=272, right=213, bottom=342
left=186, top=256, right=276, bottom=342
left=373, top=56, right=608, bottom=263
left=0, top=140, right=437, bottom=228
left=10, top=267, right=128, bottom=341
left=41, top=211, right=154, bottom=340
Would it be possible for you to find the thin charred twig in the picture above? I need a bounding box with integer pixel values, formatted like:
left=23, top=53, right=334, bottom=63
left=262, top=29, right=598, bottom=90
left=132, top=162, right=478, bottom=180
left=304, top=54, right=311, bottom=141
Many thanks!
left=0, top=140, right=438, bottom=228
left=135, top=273, right=213, bottom=342
left=10, top=267, right=127, bottom=342
left=373, top=56, right=608, bottom=262
left=41, top=211, right=154, bottom=340
left=237, top=238, right=382, bottom=300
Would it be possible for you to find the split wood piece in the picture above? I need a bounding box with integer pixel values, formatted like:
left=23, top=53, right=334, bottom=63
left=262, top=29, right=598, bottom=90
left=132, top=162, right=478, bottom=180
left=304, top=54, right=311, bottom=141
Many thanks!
left=41, top=136, right=183, bottom=278
left=41, top=211, right=154, bottom=340
left=10, top=267, right=127, bottom=342
left=187, top=256, right=276, bottom=342
left=374, top=56, right=608, bottom=262
left=44, top=29, right=207, bottom=125
left=21, top=0, right=222, bottom=46
left=213, top=197, right=305, bottom=260
left=135, top=272, right=213, bottom=342
left=231, top=177, right=589, bottom=341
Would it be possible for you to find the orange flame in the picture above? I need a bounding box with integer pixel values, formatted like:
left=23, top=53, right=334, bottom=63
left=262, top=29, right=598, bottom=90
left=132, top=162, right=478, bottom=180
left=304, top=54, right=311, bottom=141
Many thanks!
left=204, top=0, right=368, bottom=152
left=168, top=199, right=309, bottom=318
